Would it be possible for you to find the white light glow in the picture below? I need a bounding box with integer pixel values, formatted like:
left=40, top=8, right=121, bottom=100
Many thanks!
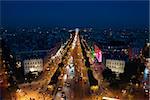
left=63, top=74, right=67, bottom=81
left=29, top=68, right=35, bottom=72
left=144, top=68, right=149, bottom=74
left=102, top=97, right=120, bottom=100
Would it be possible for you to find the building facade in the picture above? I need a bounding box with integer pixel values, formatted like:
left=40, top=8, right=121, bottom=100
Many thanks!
left=106, top=59, right=125, bottom=74
left=23, top=59, right=43, bottom=74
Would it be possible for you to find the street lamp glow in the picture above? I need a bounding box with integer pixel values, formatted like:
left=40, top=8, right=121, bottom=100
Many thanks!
left=90, top=85, right=99, bottom=91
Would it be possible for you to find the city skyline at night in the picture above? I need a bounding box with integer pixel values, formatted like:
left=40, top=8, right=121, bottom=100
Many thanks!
left=0, top=0, right=149, bottom=100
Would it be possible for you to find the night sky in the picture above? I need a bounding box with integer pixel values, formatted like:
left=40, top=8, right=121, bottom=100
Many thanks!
left=1, top=1, right=149, bottom=28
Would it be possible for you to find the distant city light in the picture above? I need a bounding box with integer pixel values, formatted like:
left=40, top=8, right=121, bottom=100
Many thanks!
left=144, top=67, right=149, bottom=80
left=16, top=61, right=21, bottom=68
left=144, top=68, right=149, bottom=74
